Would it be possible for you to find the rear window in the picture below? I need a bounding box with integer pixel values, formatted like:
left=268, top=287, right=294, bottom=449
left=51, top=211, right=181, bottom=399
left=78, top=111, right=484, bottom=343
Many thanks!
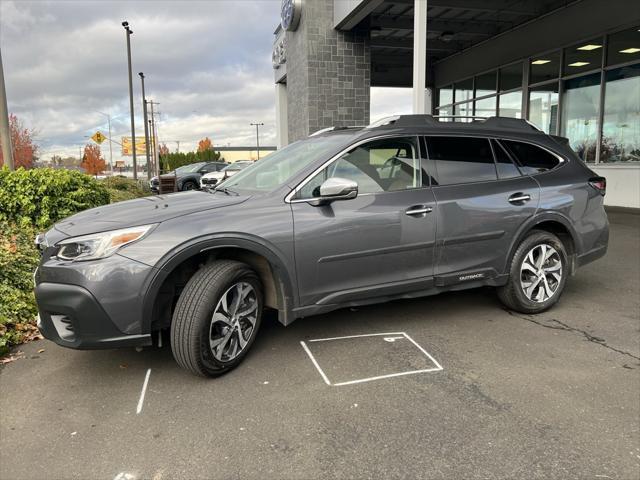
left=500, top=140, right=561, bottom=174
left=427, top=136, right=496, bottom=185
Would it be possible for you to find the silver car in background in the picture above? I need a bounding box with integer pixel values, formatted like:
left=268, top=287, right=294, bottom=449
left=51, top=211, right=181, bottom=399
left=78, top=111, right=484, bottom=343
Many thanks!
left=200, top=160, right=254, bottom=190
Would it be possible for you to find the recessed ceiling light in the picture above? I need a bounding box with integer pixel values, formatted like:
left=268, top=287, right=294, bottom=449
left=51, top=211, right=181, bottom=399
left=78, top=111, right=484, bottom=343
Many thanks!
left=577, top=44, right=602, bottom=51
left=531, top=59, right=551, bottom=65
left=619, top=47, right=640, bottom=54
left=568, top=61, right=590, bottom=67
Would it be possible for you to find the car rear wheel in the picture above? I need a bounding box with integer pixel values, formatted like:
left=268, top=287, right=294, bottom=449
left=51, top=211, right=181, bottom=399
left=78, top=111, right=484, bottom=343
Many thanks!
left=497, top=230, right=568, bottom=314
left=170, top=260, right=263, bottom=377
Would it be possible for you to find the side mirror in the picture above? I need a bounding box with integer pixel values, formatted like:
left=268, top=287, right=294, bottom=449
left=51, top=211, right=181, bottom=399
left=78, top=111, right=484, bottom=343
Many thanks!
left=309, top=177, right=358, bottom=206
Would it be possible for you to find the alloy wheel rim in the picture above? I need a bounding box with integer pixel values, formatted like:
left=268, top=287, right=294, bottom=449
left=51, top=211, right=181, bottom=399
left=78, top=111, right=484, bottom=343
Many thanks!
left=209, top=282, right=258, bottom=362
left=519, top=243, right=563, bottom=303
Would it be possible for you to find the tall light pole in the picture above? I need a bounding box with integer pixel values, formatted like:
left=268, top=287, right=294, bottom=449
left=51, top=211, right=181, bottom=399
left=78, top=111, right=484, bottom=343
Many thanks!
left=96, top=111, right=113, bottom=173
left=0, top=47, right=14, bottom=170
left=122, top=21, right=137, bottom=179
left=250, top=122, right=264, bottom=160
left=138, top=72, right=151, bottom=179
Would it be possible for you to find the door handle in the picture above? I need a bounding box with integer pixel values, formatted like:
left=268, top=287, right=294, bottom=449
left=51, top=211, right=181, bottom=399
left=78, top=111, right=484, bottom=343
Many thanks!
left=508, top=193, right=531, bottom=204
left=405, top=205, right=433, bottom=216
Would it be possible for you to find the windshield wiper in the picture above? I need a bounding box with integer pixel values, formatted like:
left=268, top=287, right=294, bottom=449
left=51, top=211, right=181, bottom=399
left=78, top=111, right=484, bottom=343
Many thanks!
left=214, top=186, right=239, bottom=196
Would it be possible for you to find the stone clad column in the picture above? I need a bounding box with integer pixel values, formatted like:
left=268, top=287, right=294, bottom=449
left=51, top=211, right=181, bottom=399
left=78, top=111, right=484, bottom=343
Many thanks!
left=284, top=0, right=370, bottom=143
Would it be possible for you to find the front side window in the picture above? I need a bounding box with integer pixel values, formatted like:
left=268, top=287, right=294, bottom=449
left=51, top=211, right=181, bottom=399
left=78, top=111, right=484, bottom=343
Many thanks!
left=296, top=137, right=422, bottom=199
left=501, top=140, right=560, bottom=174
left=428, top=136, right=496, bottom=185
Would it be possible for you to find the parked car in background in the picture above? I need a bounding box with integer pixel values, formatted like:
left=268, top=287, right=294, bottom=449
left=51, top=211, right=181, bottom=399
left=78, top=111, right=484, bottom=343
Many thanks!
left=34, top=115, right=608, bottom=378
left=200, top=160, right=254, bottom=190
left=150, top=161, right=227, bottom=193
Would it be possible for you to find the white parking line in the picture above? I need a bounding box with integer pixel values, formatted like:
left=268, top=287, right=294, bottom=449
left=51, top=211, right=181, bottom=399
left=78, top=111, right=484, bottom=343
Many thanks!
left=136, top=369, right=151, bottom=414
left=301, top=332, right=443, bottom=387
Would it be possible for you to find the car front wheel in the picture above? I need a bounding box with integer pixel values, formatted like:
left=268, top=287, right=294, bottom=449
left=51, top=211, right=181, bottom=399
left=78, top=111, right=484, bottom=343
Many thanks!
left=170, top=260, right=263, bottom=377
left=497, top=230, right=568, bottom=314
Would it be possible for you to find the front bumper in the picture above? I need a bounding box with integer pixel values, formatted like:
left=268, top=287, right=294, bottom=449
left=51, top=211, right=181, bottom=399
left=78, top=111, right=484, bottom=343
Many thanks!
left=34, top=253, right=156, bottom=350
left=36, top=283, right=152, bottom=349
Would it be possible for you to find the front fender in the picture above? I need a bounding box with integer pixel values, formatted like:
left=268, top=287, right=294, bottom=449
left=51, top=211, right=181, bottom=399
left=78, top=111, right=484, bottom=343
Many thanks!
left=140, top=234, right=298, bottom=331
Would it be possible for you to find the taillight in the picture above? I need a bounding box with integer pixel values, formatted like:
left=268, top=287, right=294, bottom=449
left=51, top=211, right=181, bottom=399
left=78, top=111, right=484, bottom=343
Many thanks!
left=589, top=176, right=606, bottom=195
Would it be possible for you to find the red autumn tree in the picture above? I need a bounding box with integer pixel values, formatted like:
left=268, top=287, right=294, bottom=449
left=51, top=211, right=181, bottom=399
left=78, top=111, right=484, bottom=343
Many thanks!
left=198, top=137, right=213, bottom=152
left=159, top=143, right=170, bottom=157
left=81, top=144, right=106, bottom=177
left=0, top=114, right=38, bottom=169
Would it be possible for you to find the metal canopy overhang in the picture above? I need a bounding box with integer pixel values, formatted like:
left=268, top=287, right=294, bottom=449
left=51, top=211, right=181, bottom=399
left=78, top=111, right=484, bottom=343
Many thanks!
left=336, top=0, right=584, bottom=87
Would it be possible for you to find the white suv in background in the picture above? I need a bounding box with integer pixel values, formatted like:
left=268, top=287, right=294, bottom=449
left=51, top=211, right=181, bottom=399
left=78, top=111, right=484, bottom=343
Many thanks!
left=200, top=160, right=254, bottom=190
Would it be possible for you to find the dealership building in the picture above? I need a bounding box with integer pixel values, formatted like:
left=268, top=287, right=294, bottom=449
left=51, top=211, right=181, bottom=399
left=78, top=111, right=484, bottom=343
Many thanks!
left=273, top=0, right=640, bottom=208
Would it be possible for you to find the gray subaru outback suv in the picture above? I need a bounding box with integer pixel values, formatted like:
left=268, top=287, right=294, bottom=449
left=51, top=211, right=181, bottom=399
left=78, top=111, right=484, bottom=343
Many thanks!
left=34, top=115, right=609, bottom=377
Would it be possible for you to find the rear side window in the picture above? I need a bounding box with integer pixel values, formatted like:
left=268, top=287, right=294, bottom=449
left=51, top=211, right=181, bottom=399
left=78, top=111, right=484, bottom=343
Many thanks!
left=427, top=136, right=496, bottom=185
left=491, top=139, right=521, bottom=179
left=501, top=140, right=561, bottom=174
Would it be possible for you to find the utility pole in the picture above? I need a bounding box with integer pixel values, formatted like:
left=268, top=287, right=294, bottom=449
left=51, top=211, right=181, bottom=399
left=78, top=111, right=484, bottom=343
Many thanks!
left=139, top=72, right=151, bottom=179
left=0, top=47, right=14, bottom=170
left=148, top=100, right=160, bottom=176
left=122, top=21, right=137, bottom=179
left=96, top=111, right=113, bottom=173
left=250, top=122, right=264, bottom=160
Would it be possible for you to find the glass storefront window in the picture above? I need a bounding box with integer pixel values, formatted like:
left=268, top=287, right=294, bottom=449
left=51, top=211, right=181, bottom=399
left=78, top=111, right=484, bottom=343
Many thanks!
left=500, top=62, right=523, bottom=91
left=564, top=38, right=603, bottom=75
left=437, top=106, right=453, bottom=121
left=499, top=91, right=522, bottom=118
left=475, top=96, right=497, bottom=118
left=438, top=86, right=453, bottom=107
left=528, top=83, right=559, bottom=134
left=454, top=78, right=473, bottom=103
left=607, top=26, right=640, bottom=67
left=530, top=52, right=560, bottom=84
left=600, top=64, right=640, bottom=162
left=475, top=71, right=497, bottom=97
left=454, top=102, right=473, bottom=121
left=561, top=72, right=601, bottom=162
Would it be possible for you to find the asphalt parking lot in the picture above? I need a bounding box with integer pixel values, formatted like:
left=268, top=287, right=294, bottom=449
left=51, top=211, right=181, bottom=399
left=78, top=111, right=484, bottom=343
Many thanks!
left=1, top=212, right=639, bottom=480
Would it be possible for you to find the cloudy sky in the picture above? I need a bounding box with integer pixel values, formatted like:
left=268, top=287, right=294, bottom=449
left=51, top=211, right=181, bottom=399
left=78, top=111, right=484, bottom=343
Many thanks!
left=0, top=0, right=412, bottom=163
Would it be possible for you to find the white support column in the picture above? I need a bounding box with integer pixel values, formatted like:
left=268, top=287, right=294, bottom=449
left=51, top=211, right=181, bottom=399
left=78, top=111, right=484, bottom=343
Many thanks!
left=412, top=0, right=428, bottom=114
left=275, top=82, right=288, bottom=149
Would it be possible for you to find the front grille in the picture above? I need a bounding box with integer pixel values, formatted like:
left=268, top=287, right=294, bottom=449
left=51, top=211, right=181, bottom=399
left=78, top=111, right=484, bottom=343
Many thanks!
left=202, top=178, right=218, bottom=185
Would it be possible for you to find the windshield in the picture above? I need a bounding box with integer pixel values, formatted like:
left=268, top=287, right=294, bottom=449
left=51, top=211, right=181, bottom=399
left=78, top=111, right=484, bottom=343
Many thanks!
left=222, top=134, right=352, bottom=193
left=176, top=162, right=205, bottom=174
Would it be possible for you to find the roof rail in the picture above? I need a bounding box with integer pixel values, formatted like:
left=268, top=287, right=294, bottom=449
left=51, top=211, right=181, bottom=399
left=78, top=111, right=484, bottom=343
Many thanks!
left=366, top=114, right=542, bottom=133
left=309, top=126, right=364, bottom=137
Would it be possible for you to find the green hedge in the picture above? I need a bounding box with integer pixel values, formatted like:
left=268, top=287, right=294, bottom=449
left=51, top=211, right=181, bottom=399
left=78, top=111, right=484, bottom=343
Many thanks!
left=160, top=150, right=224, bottom=172
left=0, top=222, right=40, bottom=355
left=0, top=168, right=152, bottom=356
left=0, top=167, right=111, bottom=229
left=101, top=176, right=152, bottom=203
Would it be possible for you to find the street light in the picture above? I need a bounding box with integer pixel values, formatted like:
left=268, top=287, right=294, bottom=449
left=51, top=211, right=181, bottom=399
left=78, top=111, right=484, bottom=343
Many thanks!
left=122, top=21, right=137, bottom=180
left=139, top=72, right=151, bottom=179
left=250, top=122, right=264, bottom=160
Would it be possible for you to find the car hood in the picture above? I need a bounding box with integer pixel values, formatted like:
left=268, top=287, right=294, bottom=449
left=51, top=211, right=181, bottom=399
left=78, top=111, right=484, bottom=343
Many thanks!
left=202, top=171, right=225, bottom=180
left=53, top=191, right=249, bottom=237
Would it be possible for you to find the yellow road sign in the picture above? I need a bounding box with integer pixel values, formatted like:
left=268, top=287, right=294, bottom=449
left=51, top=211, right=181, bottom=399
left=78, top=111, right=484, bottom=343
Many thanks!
left=91, top=131, right=106, bottom=144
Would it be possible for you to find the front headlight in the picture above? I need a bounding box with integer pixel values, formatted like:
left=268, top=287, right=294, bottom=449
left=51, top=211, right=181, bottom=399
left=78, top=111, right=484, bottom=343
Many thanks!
left=56, top=224, right=156, bottom=261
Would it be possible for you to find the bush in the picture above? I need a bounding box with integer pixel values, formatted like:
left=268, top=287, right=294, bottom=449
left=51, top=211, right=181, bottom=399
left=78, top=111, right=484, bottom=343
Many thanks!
left=0, top=222, right=40, bottom=355
left=160, top=150, right=225, bottom=172
left=101, top=176, right=151, bottom=203
left=0, top=167, right=111, bottom=229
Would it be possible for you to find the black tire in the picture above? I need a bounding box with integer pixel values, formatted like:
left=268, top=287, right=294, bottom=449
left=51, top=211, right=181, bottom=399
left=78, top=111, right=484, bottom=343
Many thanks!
left=181, top=180, right=198, bottom=191
left=497, top=230, right=568, bottom=314
left=170, top=260, right=263, bottom=377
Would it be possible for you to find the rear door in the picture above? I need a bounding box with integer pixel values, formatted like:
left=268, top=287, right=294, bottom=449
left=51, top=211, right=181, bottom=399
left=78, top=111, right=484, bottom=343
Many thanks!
left=426, top=136, right=540, bottom=281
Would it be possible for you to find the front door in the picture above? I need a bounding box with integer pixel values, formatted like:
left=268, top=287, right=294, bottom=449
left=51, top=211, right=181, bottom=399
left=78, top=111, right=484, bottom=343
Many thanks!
left=290, top=136, right=437, bottom=306
left=425, top=136, right=540, bottom=279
